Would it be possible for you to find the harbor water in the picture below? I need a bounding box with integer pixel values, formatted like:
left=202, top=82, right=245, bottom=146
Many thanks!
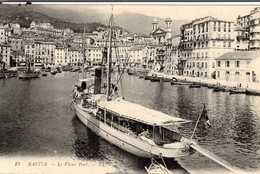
left=0, top=72, right=259, bottom=173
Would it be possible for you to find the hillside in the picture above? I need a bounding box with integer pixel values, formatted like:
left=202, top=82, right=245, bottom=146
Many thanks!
left=0, top=5, right=107, bottom=33
left=5, top=5, right=187, bottom=35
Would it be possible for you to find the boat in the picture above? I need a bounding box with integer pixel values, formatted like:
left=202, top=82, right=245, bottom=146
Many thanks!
left=150, top=74, right=161, bottom=82
left=171, top=80, right=190, bottom=85
left=42, top=73, right=48, bottom=76
left=145, top=158, right=173, bottom=174
left=229, top=87, right=246, bottom=94
left=18, top=56, right=40, bottom=79
left=72, top=12, right=195, bottom=159
left=207, top=84, right=216, bottom=89
left=50, top=68, right=57, bottom=75
left=213, top=85, right=231, bottom=92
left=189, top=83, right=201, bottom=88
left=18, top=70, right=40, bottom=79
left=163, top=77, right=172, bottom=82
left=0, top=62, right=7, bottom=79
left=245, top=88, right=260, bottom=96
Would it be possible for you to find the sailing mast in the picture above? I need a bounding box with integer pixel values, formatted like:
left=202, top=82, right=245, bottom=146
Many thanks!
left=82, top=27, right=86, bottom=78
left=106, top=8, right=113, bottom=101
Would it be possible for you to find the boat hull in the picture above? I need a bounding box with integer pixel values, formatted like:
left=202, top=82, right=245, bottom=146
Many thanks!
left=246, top=89, right=260, bottom=96
left=0, top=72, right=6, bottom=79
left=73, top=103, right=193, bottom=159
left=18, top=71, right=40, bottom=79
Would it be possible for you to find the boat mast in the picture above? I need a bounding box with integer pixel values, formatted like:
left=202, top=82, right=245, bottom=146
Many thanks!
left=82, top=27, right=86, bottom=78
left=106, top=7, right=113, bottom=101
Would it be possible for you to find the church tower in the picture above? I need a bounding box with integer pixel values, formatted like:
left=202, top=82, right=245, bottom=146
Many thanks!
left=152, top=18, right=159, bottom=31
left=165, top=18, right=172, bottom=39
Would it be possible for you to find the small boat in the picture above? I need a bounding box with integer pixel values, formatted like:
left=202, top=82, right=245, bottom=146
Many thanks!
left=150, top=74, right=161, bottom=82
left=145, top=158, right=173, bottom=174
left=42, top=73, right=48, bottom=76
left=0, top=71, right=6, bottom=79
left=189, top=83, right=201, bottom=88
left=229, top=87, right=246, bottom=94
left=50, top=68, right=57, bottom=75
left=213, top=85, right=231, bottom=92
left=245, top=89, right=260, bottom=96
left=18, top=70, right=40, bottom=79
left=207, top=84, right=216, bottom=89
left=144, top=74, right=153, bottom=80
left=171, top=80, right=190, bottom=85
left=138, top=73, right=146, bottom=79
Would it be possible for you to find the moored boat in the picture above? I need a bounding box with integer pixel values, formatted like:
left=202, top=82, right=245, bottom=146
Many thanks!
left=245, top=88, right=260, bottom=96
left=42, top=72, right=48, bottom=76
left=189, top=83, right=201, bottom=88
left=18, top=70, right=40, bottom=79
left=0, top=71, right=6, bottom=79
left=229, top=87, right=246, bottom=94
left=50, top=68, right=57, bottom=75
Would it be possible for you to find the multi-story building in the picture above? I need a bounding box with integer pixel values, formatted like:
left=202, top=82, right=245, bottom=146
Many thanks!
left=171, top=35, right=181, bottom=75
left=215, top=50, right=260, bottom=83
left=68, top=46, right=83, bottom=66
left=12, top=50, right=25, bottom=65
left=128, top=46, right=147, bottom=67
left=34, top=40, right=56, bottom=66
left=0, top=43, right=11, bottom=67
left=54, top=45, right=68, bottom=66
left=9, top=35, right=23, bottom=51
left=236, top=14, right=250, bottom=50
left=180, top=16, right=235, bottom=78
left=86, top=45, right=103, bottom=66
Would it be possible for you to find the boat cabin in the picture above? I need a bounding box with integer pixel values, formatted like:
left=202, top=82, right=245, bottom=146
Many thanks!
left=89, top=98, right=190, bottom=146
left=75, top=78, right=95, bottom=94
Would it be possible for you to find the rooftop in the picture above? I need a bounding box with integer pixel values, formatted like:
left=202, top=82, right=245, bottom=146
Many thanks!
left=99, top=98, right=190, bottom=126
left=216, top=50, right=260, bottom=60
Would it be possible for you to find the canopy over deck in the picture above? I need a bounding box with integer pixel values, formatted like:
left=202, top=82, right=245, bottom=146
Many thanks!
left=98, top=98, right=190, bottom=126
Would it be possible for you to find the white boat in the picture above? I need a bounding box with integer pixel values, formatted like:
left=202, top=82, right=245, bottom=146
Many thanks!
left=72, top=12, right=195, bottom=159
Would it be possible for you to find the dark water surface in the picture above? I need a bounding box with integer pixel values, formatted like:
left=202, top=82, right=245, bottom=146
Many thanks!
left=0, top=72, right=259, bottom=173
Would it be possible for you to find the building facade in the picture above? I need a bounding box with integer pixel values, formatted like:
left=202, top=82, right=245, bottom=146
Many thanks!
left=180, top=16, right=235, bottom=78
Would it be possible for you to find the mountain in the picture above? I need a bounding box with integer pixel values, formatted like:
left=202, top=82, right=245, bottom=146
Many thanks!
left=0, top=5, right=187, bottom=35
left=0, top=5, right=107, bottom=33
left=114, top=12, right=187, bottom=35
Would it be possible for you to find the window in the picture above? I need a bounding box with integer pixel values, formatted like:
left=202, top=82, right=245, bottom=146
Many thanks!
left=235, top=61, right=240, bottom=68
left=213, top=41, right=216, bottom=46
left=226, top=61, right=230, bottom=67
left=205, top=62, right=208, bottom=68
left=212, top=62, right=215, bottom=68
left=217, top=61, right=221, bottom=67
left=223, top=41, right=226, bottom=47
left=217, top=71, right=220, bottom=78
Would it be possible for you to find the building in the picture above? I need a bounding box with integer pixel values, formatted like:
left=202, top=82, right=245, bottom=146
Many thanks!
left=180, top=16, right=235, bottom=78
left=0, top=43, right=11, bottom=67
left=151, top=18, right=172, bottom=44
left=236, top=15, right=250, bottom=50
left=9, top=35, right=23, bottom=51
left=86, top=45, right=103, bottom=66
left=128, top=46, right=147, bottom=67
left=215, top=51, right=260, bottom=83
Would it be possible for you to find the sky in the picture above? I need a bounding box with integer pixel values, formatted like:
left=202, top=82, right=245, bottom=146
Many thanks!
left=89, top=4, right=258, bottom=21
